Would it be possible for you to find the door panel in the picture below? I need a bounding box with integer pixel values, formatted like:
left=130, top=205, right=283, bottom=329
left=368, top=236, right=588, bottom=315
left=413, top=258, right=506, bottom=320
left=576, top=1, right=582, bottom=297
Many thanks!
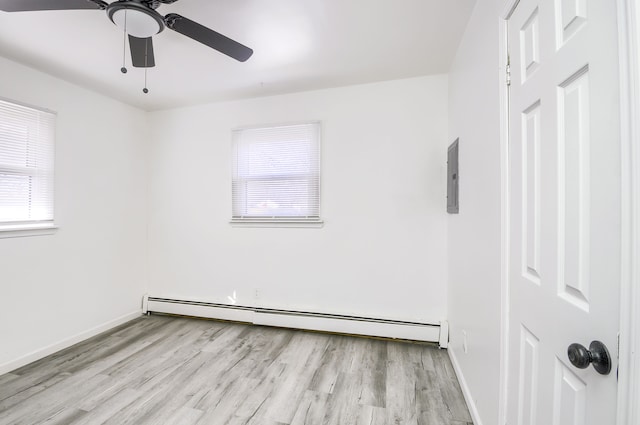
left=507, top=0, right=620, bottom=424
left=517, top=325, right=540, bottom=425
left=558, top=67, right=590, bottom=312
left=553, top=359, right=587, bottom=425
left=522, top=100, right=542, bottom=285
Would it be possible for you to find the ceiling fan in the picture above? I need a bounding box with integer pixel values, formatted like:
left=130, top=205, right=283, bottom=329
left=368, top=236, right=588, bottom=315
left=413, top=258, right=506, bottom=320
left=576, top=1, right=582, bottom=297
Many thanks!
left=0, top=0, right=253, bottom=91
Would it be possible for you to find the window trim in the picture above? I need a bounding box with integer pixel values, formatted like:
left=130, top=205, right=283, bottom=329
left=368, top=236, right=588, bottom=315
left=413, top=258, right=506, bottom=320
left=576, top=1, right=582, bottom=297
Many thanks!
left=0, top=221, right=58, bottom=239
left=230, top=120, right=322, bottom=227
left=229, top=218, right=324, bottom=228
left=0, top=96, right=56, bottom=236
left=0, top=96, right=56, bottom=116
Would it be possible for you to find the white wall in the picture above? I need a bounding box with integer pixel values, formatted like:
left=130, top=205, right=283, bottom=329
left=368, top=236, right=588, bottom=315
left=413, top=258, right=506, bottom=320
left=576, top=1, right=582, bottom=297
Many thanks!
left=447, top=0, right=504, bottom=424
left=147, top=75, right=449, bottom=324
left=0, top=57, right=148, bottom=372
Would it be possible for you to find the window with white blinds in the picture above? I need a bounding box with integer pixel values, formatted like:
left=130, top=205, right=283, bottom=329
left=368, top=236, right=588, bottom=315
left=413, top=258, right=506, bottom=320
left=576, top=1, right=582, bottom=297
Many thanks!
left=232, top=122, right=321, bottom=223
left=0, top=99, right=55, bottom=227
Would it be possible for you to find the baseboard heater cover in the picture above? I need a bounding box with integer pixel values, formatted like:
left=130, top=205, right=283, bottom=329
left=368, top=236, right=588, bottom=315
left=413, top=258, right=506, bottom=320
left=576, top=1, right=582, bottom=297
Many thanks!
left=143, top=296, right=448, bottom=347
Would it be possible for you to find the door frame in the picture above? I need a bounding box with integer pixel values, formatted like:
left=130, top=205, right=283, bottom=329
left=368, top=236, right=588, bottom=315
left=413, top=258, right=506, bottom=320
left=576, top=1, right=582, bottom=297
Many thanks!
left=616, top=0, right=640, bottom=423
left=497, top=1, right=640, bottom=424
left=497, top=2, right=514, bottom=424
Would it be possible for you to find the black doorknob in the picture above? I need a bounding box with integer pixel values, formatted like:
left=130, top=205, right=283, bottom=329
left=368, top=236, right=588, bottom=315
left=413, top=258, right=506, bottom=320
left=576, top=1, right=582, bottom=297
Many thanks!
left=567, top=340, right=612, bottom=375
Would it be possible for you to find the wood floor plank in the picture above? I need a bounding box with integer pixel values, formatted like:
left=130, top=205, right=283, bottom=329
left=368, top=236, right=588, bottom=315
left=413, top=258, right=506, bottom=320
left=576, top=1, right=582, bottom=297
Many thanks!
left=0, top=373, right=111, bottom=425
left=431, top=349, right=473, bottom=423
left=321, top=372, right=369, bottom=425
left=357, top=404, right=388, bottom=425
left=307, top=335, right=350, bottom=394
left=103, top=351, right=218, bottom=425
left=191, top=332, right=281, bottom=414
left=433, top=347, right=459, bottom=381
left=289, top=390, right=329, bottom=425
left=351, top=338, right=387, bottom=408
left=12, top=317, right=168, bottom=377
left=0, top=369, right=66, bottom=403
left=220, top=331, right=331, bottom=425
left=258, top=335, right=329, bottom=424
left=0, top=373, right=20, bottom=387
left=163, top=407, right=205, bottom=425
left=0, top=384, right=47, bottom=412
left=194, top=377, right=262, bottom=424
left=0, top=315, right=472, bottom=425
left=35, top=407, right=87, bottom=425
left=199, top=323, right=249, bottom=354
left=72, top=388, right=141, bottom=425
left=385, top=342, right=419, bottom=425
left=439, top=379, right=474, bottom=423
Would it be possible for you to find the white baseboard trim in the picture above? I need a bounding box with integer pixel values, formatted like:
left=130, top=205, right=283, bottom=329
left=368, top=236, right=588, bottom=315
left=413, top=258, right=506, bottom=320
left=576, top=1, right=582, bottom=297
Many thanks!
left=448, top=347, right=483, bottom=425
left=0, top=310, right=141, bottom=376
left=145, top=295, right=442, bottom=343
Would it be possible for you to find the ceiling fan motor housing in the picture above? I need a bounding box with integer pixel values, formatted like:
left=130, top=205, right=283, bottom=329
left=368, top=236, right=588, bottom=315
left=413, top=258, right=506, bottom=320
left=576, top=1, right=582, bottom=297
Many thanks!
left=107, top=0, right=165, bottom=38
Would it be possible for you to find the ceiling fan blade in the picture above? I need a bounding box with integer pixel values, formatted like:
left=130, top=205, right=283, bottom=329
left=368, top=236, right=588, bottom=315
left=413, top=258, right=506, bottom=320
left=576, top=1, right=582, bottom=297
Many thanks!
left=0, top=0, right=107, bottom=12
left=129, top=35, right=155, bottom=68
left=164, top=13, right=253, bottom=62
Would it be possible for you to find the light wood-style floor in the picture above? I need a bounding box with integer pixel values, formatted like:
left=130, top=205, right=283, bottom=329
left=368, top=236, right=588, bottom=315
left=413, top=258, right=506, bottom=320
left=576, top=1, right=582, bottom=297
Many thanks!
left=0, top=315, right=472, bottom=425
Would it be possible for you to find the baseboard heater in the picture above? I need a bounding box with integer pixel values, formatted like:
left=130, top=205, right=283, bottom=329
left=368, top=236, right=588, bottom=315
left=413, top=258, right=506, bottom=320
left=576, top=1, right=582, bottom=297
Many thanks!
left=143, top=295, right=448, bottom=348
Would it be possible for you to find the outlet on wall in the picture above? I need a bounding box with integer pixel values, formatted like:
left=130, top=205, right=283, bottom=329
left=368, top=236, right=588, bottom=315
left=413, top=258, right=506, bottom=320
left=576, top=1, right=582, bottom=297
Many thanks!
left=462, top=330, right=468, bottom=354
left=254, top=288, right=260, bottom=300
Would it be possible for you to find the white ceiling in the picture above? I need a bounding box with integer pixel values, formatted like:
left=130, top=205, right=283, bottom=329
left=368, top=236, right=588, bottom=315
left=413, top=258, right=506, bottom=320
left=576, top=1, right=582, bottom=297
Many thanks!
left=0, top=0, right=476, bottom=111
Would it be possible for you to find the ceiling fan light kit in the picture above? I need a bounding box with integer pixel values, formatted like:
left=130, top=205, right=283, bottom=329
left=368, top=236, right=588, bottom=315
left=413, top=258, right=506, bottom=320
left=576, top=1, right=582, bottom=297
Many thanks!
left=0, top=0, right=253, bottom=93
left=108, top=1, right=164, bottom=38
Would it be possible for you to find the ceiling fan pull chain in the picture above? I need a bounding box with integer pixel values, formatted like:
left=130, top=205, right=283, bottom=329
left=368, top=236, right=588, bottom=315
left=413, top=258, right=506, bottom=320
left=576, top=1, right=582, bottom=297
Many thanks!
left=120, top=10, right=128, bottom=74
left=143, top=39, right=149, bottom=94
left=143, top=69, right=149, bottom=94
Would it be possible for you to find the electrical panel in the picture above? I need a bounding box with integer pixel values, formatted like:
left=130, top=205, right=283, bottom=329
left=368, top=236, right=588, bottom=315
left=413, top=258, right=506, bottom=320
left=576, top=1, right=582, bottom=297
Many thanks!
left=447, top=138, right=459, bottom=214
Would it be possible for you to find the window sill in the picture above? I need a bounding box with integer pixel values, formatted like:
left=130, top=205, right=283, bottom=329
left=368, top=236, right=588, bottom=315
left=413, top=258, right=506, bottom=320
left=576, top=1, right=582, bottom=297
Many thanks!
left=230, top=219, right=324, bottom=228
left=0, top=223, right=58, bottom=239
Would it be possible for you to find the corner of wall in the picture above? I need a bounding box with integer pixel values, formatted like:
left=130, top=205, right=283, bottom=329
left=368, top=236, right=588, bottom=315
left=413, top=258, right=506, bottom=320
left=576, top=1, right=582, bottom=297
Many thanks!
left=446, top=0, right=504, bottom=424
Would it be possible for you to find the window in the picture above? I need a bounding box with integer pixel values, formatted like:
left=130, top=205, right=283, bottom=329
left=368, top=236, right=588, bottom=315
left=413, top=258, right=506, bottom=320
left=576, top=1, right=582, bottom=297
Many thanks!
left=0, top=98, right=55, bottom=232
left=231, top=121, right=321, bottom=226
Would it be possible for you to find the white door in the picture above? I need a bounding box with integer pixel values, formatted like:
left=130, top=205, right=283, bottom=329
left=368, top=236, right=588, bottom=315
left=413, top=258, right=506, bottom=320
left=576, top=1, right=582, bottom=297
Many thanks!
left=506, top=0, right=621, bottom=424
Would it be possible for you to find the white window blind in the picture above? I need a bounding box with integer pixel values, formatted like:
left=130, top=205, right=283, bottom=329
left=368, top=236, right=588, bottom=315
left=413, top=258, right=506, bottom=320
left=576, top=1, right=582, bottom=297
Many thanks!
left=232, top=122, right=320, bottom=222
left=0, top=99, right=55, bottom=226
